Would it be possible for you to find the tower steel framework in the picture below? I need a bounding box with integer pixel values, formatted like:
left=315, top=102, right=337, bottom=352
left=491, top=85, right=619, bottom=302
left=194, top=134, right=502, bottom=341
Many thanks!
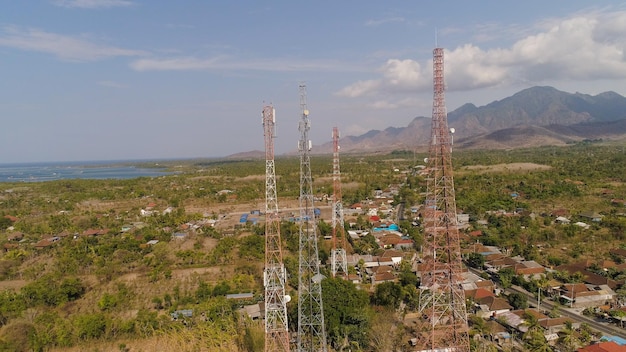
left=262, top=105, right=290, bottom=352
left=296, top=84, right=328, bottom=352
left=330, top=127, right=347, bottom=277
left=416, top=48, right=470, bottom=351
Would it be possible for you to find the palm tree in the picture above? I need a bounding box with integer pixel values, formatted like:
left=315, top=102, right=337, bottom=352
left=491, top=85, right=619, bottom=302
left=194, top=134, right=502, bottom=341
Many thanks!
left=524, top=330, right=553, bottom=352
left=522, top=312, right=541, bottom=338
left=557, top=321, right=579, bottom=351
left=469, top=315, right=497, bottom=352
left=522, top=312, right=552, bottom=352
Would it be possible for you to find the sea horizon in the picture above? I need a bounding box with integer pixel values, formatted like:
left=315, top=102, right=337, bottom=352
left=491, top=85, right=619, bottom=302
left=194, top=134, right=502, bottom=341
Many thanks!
left=0, top=156, right=217, bottom=168
left=0, top=159, right=192, bottom=182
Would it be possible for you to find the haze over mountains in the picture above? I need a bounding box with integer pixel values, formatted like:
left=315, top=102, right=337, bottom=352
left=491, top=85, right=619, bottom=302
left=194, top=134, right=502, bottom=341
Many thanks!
left=317, top=86, right=626, bottom=153
left=229, top=86, right=626, bottom=158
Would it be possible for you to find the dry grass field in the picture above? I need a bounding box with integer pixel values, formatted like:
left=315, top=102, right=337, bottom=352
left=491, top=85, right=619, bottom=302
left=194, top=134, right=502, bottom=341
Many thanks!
left=458, top=162, right=552, bottom=173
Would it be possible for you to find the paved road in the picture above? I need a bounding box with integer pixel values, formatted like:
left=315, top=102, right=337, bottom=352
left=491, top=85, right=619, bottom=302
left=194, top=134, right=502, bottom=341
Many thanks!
left=507, top=285, right=626, bottom=339
left=466, top=267, right=626, bottom=339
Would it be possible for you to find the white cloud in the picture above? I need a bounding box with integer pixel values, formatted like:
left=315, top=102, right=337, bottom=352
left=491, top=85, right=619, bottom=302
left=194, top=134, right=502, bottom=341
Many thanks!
left=445, top=44, right=510, bottom=89
left=365, top=17, right=405, bottom=27
left=130, top=57, right=224, bottom=71
left=368, top=97, right=416, bottom=110
left=0, top=26, right=146, bottom=61
left=130, top=56, right=366, bottom=73
left=338, top=10, right=626, bottom=103
left=52, top=0, right=133, bottom=8
left=369, top=100, right=398, bottom=109
left=336, top=79, right=381, bottom=98
left=344, top=123, right=369, bottom=137
left=380, top=59, right=425, bottom=91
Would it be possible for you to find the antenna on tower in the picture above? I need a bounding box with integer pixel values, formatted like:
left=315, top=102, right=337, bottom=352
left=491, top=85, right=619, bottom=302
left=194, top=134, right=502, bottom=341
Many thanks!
left=415, top=47, right=470, bottom=351
left=330, top=127, right=348, bottom=278
left=262, top=105, right=290, bottom=352
left=296, top=83, right=328, bottom=352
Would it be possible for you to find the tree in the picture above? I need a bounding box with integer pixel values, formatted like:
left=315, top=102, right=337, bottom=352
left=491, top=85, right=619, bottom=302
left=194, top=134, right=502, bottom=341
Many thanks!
left=611, top=310, right=626, bottom=328
left=522, top=312, right=551, bottom=352
left=32, top=310, right=73, bottom=349
left=557, top=321, right=579, bottom=351
left=523, top=329, right=551, bottom=352
left=238, top=235, right=264, bottom=260
left=75, top=313, right=107, bottom=340
left=508, top=292, right=528, bottom=310
left=196, top=281, right=212, bottom=302
left=398, top=260, right=418, bottom=287
left=322, top=277, right=371, bottom=350
left=497, top=267, right=515, bottom=289
left=59, top=277, right=85, bottom=302
left=467, top=253, right=485, bottom=269
left=21, top=275, right=85, bottom=307
left=212, top=281, right=231, bottom=297
left=98, top=292, right=119, bottom=311
left=368, top=307, right=403, bottom=352
left=371, top=282, right=403, bottom=309
left=469, top=315, right=497, bottom=352
left=0, top=290, right=26, bottom=326
left=317, top=219, right=331, bottom=238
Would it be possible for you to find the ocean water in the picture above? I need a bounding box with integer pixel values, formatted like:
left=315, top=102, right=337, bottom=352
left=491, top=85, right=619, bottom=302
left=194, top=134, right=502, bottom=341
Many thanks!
left=0, top=161, right=174, bottom=182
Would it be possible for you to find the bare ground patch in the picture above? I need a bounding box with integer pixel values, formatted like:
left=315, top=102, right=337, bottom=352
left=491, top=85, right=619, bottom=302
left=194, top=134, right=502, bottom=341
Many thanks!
left=342, top=181, right=362, bottom=190
left=238, top=174, right=265, bottom=181
left=0, top=279, right=27, bottom=291
left=459, top=162, right=552, bottom=173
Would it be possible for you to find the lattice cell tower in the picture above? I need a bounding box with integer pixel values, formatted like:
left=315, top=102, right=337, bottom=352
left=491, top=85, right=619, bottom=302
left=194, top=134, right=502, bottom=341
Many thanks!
left=330, top=127, right=347, bottom=278
left=416, top=48, right=470, bottom=351
left=262, top=105, right=290, bottom=352
left=296, top=84, right=328, bottom=352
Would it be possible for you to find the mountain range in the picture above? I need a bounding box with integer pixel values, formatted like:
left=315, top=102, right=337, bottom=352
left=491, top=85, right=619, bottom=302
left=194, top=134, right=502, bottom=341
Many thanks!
left=315, top=86, right=626, bottom=154
left=228, top=86, right=626, bottom=159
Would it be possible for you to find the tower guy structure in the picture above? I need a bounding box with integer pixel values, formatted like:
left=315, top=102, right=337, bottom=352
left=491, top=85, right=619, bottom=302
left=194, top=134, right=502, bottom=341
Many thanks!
left=416, top=48, right=470, bottom=351
left=330, top=127, right=347, bottom=277
left=296, top=84, right=328, bottom=352
left=262, top=105, right=290, bottom=352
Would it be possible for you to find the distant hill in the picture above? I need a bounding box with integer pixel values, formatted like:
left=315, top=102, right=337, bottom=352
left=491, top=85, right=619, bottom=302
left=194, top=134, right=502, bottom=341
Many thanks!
left=226, top=150, right=264, bottom=160
left=312, top=86, right=626, bottom=154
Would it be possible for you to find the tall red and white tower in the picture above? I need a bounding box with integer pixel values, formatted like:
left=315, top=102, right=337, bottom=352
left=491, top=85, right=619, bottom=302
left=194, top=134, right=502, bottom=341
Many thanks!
left=330, top=127, right=347, bottom=277
left=416, top=48, right=470, bottom=351
left=262, top=105, right=290, bottom=352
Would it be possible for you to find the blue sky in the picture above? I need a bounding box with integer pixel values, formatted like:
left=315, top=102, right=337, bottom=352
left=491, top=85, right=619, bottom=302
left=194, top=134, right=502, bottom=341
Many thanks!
left=1, top=1, right=626, bottom=163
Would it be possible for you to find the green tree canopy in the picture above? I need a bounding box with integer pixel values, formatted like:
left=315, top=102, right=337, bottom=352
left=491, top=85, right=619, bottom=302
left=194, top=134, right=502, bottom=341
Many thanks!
left=321, top=277, right=371, bottom=350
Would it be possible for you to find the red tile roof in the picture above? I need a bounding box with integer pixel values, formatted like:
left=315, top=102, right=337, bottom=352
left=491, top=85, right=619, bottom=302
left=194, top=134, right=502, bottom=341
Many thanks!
left=578, top=341, right=626, bottom=352
left=473, top=288, right=495, bottom=300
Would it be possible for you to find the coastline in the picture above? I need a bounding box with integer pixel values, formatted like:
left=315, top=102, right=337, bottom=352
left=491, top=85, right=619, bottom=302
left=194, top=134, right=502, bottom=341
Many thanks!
left=0, top=160, right=178, bottom=183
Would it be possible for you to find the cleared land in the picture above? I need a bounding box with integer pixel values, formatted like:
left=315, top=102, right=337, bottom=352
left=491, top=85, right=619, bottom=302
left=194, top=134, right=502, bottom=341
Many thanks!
left=458, top=162, right=552, bottom=173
